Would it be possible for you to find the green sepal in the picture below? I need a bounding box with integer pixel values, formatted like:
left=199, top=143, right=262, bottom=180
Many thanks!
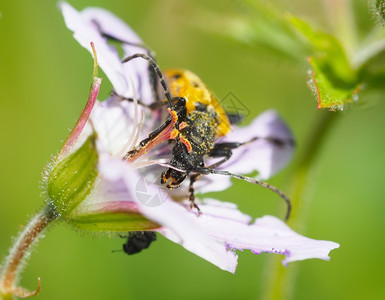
left=289, top=16, right=361, bottom=110
left=47, top=134, right=98, bottom=217
left=69, top=210, right=159, bottom=232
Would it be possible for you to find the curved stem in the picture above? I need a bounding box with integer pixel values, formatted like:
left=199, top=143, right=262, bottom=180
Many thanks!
left=261, top=111, right=339, bottom=300
left=58, top=42, right=101, bottom=159
left=0, top=206, right=56, bottom=299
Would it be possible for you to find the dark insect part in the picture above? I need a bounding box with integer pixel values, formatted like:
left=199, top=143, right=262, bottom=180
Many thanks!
left=161, top=110, right=217, bottom=190
left=122, top=231, right=157, bottom=255
left=226, top=112, right=244, bottom=125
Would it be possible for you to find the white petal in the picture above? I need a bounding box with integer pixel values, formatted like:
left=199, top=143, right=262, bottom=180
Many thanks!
left=81, top=7, right=153, bottom=104
left=199, top=110, right=294, bottom=194
left=60, top=2, right=127, bottom=95
left=97, top=155, right=238, bottom=272
left=220, top=110, right=295, bottom=179
left=60, top=2, right=152, bottom=102
left=81, top=154, right=338, bottom=273
left=252, top=216, right=339, bottom=265
left=196, top=176, right=233, bottom=194
left=81, top=7, right=143, bottom=44
left=89, top=97, right=140, bottom=156
left=187, top=199, right=339, bottom=266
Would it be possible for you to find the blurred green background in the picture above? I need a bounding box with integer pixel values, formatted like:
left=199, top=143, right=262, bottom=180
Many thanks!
left=0, top=0, right=384, bottom=299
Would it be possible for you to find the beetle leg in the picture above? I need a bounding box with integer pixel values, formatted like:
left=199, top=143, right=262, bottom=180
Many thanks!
left=187, top=145, right=234, bottom=214
left=188, top=174, right=202, bottom=214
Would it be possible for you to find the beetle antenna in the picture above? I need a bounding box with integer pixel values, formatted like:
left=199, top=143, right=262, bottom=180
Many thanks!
left=122, top=54, right=174, bottom=113
left=199, top=168, right=291, bottom=220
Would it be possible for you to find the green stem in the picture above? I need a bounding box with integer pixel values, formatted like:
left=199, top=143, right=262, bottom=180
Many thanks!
left=0, top=206, right=56, bottom=299
left=261, top=111, right=340, bottom=300
left=323, top=0, right=357, bottom=58
left=353, top=37, right=385, bottom=69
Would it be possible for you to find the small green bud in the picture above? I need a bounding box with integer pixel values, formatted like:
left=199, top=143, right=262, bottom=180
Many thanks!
left=47, top=134, right=98, bottom=217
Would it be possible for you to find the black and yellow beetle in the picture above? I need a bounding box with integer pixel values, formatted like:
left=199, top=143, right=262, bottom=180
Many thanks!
left=102, top=35, right=294, bottom=254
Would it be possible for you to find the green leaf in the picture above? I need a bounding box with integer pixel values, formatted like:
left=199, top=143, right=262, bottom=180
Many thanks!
left=47, top=134, right=98, bottom=217
left=308, top=57, right=360, bottom=109
left=289, top=16, right=360, bottom=110
left=196, top=1, right=385, bottom=109
left=191, top=0, right=310, bottom=63
left=289, top=16, right=355, bottom=80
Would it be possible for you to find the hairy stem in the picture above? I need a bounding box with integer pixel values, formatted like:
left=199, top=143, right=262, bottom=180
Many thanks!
left=0, top=206, right=56, bottom=299
left=261, top=111, right=339, bottom=300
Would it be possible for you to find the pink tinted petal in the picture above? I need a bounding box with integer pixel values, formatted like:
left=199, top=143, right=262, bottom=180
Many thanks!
left=190, top=198, right=252, bottom=224
left=219, top=110, right=295, bottom=180
left=84, top=155, right=338, bottom=272
left=252, top=216, right=339, bottom=265
left=188, top=175, right=232, bottom=194
left=162, top=175, right=232, bottom=200
left=81, top=7, right=142, bottom=44
left=97, top=155, right=238, bottom=272
left=190, top=199, right=339, bottom=266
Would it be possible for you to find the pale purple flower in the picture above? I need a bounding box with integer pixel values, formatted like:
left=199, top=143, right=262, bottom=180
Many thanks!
left=59, top=2, right=339, bottom=273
